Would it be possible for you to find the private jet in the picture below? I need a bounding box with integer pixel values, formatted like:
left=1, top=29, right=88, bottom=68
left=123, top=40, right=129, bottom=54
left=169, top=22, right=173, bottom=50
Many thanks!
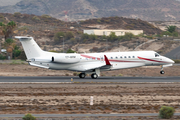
left=15, top=36, right=174, bottom=79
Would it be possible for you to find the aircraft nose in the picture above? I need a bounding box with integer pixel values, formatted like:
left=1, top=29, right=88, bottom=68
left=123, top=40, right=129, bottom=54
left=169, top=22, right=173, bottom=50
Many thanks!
left=170, top=59, right=175, bottom=64
left=167, top=58, right=174, bottom=64
left=162, top=56, right=174, bottom=64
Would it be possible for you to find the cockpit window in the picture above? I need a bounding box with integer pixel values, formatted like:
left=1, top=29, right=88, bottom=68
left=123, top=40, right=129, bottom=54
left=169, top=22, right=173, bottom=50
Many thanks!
left=155, top=53, right=160, bottom=57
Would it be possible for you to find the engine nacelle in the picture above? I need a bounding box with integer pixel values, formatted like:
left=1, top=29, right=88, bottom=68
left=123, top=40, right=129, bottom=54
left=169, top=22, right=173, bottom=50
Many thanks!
left=52, top=54, right=80, bottom=64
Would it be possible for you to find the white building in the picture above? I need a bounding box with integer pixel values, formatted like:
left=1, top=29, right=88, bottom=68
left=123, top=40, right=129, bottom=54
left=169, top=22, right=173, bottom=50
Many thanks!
left=83, top=29, right=143, bottom=36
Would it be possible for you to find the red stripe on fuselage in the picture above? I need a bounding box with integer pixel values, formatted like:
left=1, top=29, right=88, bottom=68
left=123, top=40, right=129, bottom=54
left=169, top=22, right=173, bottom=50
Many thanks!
left=80, top=54, right=141, bottom=63
left=137, top=56, right=169, bottom=63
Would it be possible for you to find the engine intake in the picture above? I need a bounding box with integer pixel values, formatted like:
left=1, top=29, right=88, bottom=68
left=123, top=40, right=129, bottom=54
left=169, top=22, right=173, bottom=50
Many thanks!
left=52, top=54, right=80, bottom=63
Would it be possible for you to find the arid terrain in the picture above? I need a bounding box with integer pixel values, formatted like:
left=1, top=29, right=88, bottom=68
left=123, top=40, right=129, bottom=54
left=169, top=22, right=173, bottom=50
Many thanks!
left=0, top=63, right=179, bottom=119
left=1, top=83, right=180, bottom=119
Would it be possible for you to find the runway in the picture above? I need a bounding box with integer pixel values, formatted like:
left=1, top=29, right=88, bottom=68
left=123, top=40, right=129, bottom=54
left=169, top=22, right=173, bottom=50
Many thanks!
left=0, top=76, right=180, bottom=83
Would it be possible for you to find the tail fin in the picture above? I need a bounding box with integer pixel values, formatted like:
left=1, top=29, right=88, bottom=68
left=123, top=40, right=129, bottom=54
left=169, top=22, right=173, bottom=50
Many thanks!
left=15, top=36, right=43, bottom=59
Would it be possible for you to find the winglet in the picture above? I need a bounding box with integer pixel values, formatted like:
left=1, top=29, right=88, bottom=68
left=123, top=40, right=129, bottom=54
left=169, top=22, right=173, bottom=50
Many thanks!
left=104, top=55, right=111, bottom=65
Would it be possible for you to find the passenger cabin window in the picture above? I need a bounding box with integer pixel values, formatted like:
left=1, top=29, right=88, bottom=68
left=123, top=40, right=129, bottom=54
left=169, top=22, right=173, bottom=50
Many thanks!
left=133, top=56, right=135, bottom=58
left=155, top=53, right=160, bottom=57
left=111, top=57, right=113, bottom=59
left=120, top=56, right=123, bottom=59
left=128, top=56, right=131, bottom=58
left=116, top=57, right=118, bottom=59
left=124, top=56, right=127, bottom=58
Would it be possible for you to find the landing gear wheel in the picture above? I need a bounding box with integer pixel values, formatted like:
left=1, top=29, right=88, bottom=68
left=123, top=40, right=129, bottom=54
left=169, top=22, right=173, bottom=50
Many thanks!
left=91, top=73, right=98, bottom=79
left=79, top=73, right=86, bottom=78
left=160, top=70, right=165, bottom=74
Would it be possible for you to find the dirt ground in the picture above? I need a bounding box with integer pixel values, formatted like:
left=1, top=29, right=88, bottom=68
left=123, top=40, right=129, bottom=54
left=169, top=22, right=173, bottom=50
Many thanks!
left=0, top=83, right=180, bottom=119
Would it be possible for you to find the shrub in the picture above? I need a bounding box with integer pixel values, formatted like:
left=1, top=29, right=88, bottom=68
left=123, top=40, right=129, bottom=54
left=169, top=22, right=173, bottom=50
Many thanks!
left=66, top=49, right=75, bottom=53
left=173, top=59, right=180, bottom=63
left=0, top=54, right=6, bottom=60
left=41, top=14, right=51, bottom=19
left=73, top=72, right=78, bottom=76
left=54, top=32, right=65, bottom=43
left=159, top=106, right=175, bottom=119
left=108, top=32, right=118, bottom=41
left=123, top=32, right=134, bottom=40
left=14, top=12, right=21, bottom=17
left=49, top=50, right=58, bottom=53
left=22, top=113, right=36, bottom=120
left=32, top=16, right=41, bottom=21
left=13, top=49, right=21, bottom=58
left=65, top=32, right=74, bottom=40
left=81, top=33, right=89, bottom=40
left=89, top=34, right=97, bottom=40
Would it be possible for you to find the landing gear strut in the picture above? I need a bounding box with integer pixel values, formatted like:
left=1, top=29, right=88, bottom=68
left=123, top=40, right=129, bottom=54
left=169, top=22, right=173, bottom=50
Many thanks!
left=160, top=65, right=165, bottom=74
left=91, top=73, right=98, bottom=79
left=79, top=73, right=86, bottom=78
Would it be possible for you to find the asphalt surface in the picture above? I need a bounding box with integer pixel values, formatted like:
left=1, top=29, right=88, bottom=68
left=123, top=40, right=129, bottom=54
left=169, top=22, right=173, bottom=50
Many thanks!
left=0, top=76, right=180, bottom=83
left=165, top=45, right=180, bottom=59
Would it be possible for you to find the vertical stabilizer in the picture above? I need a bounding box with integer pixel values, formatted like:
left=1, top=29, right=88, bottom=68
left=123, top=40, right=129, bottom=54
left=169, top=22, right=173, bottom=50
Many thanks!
left=15, top=36, right=43, bottom=59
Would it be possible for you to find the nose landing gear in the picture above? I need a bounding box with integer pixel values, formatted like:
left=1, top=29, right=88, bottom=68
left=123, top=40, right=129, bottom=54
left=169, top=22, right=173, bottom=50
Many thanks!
left=160, top=70, right=165, bottom=74
left=160, top=65, right=165, bottom=74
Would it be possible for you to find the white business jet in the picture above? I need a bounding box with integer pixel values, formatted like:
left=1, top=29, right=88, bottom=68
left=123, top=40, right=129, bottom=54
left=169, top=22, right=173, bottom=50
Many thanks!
left=15, top=36, right=174, bottom=79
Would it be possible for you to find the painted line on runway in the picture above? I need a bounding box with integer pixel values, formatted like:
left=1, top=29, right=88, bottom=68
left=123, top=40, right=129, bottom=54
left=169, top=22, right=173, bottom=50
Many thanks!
left=0, top=82, right=178, bottom=84
left=0, top=82, right=73, bottom=84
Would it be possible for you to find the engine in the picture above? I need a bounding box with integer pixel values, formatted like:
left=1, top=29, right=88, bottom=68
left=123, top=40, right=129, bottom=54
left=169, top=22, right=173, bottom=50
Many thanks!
left=52, top=54, right=80, bottom=64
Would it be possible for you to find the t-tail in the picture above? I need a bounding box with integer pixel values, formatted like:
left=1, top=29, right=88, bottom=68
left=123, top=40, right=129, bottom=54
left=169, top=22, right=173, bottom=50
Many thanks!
left=15, top=36, right=44, bottom=59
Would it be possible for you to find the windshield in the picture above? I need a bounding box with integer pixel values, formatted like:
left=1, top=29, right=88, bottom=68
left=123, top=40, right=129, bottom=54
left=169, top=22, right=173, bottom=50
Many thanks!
left=155, top=53, right=160, bottom=57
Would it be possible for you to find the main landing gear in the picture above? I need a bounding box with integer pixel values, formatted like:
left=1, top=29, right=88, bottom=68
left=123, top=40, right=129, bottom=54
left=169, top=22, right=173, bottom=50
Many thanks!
left=91, top=73, right=98, bottom=79
left=79, top=73, right=86, bottom=78
left=79, top=73, right=98, bottom=79
left=79, top=69, right=100, bottom=79
left=160, top=65, right=165, bottom=74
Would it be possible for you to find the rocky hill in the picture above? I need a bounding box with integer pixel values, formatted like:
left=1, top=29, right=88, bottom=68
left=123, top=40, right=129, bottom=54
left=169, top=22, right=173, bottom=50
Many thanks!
left=0, top=0, right=21, bottom=6
left=80, top=17, right=162, bottom=34
left=0, top=0, right=180, bottom=21
left=0, top=13, right=162, bottom=35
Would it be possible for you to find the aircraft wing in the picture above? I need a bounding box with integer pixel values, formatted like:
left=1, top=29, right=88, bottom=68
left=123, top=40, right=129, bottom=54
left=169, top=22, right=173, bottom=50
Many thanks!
left=70, top=55, right=112, bottom=72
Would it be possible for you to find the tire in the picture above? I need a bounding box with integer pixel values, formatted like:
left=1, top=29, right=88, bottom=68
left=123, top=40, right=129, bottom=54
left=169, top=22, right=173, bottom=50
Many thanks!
left=79, top=73, right=86, bottom=78
left=160, top=70, right=165, bottom=74
left=91, top=73, right=98, bottom=79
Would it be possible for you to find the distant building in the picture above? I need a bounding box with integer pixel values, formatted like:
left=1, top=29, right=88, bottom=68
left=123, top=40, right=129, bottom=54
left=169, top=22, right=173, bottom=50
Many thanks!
left=83, top=29, right=143, bottom=36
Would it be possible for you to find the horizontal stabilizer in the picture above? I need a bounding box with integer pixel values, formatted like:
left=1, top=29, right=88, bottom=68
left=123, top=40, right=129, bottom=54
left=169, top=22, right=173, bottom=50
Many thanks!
left=29, top=62, right=49, bottom=69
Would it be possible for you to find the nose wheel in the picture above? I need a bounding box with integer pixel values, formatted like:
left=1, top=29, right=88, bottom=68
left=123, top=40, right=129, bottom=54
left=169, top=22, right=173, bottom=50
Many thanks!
left=160, top=70, right=165, bottom=74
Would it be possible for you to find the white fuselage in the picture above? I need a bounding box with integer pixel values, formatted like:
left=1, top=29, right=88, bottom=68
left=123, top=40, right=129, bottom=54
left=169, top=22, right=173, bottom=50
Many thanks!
left=31, top=51, right=174, bottom=72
